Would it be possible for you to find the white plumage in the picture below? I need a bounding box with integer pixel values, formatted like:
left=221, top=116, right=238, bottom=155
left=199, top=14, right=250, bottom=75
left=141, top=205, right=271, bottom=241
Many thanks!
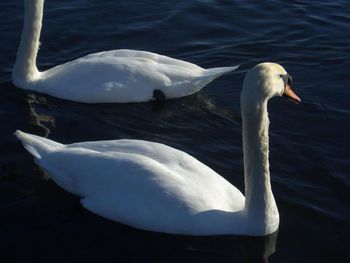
left=12, top=0, right=238, bottom=103
left=15, top=63, right=301, bottom=236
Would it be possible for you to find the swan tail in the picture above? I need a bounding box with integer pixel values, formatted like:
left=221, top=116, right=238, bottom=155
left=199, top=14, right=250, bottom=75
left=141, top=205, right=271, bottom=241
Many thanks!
left=203, top=65, right=239, bottom=77
left=14, top=130, right=63, bottom=159
left=190, top=65, right=239, bottom=93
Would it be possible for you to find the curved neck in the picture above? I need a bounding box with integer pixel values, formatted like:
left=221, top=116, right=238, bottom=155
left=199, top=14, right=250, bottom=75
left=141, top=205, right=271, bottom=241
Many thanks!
left=13, top=0, right=43, bottom=87
left=241, top=96, right=278, bottom=232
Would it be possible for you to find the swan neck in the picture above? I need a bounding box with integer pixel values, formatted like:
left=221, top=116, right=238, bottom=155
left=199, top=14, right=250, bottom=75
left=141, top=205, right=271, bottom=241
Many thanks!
left=13, top=0, right=43, bottom=87
left=241, top=97, right=278, bottom=231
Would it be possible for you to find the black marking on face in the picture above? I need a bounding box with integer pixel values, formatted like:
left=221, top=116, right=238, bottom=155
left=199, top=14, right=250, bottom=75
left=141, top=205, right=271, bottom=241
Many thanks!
left=280, top=74, right=293, bottom=86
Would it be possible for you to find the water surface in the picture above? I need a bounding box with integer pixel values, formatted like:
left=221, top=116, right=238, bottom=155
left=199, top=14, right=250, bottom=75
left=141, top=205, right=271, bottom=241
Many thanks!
left=0, top=0, right=349, bottom=262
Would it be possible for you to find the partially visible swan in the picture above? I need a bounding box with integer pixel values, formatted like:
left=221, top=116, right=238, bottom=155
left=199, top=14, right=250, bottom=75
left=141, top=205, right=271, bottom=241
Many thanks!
left=15, top=63, right=301, bottom=236
left=12, top=0, right=238, bottom=103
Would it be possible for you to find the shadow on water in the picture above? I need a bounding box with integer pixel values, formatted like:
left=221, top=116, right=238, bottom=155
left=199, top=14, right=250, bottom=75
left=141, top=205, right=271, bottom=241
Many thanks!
left=1, top=173, right=278, bottom=263
left=99, top=226, right=279, bottom=262
left=21, top=88, right=243, bottom=151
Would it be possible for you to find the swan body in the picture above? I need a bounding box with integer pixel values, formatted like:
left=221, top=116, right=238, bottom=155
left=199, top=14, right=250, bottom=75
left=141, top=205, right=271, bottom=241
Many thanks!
left=15, top=63, right=301, bottom=236
left=12, top=0, right=238, bottom=103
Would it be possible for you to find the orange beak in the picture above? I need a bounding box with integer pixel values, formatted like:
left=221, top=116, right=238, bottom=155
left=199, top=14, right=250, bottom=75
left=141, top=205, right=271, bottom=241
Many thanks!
left=283, top=84, right=301, bottom=103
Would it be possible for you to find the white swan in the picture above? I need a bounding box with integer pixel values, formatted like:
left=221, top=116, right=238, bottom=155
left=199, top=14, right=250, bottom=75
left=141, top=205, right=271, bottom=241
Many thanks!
left=15, top=63, right=301, bottom=236
left=12, top=0, right=238, bottom=103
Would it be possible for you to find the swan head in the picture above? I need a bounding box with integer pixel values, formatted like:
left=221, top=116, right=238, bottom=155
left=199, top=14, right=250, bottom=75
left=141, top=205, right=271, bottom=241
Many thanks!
left=241, top=62, right=301, bottom=106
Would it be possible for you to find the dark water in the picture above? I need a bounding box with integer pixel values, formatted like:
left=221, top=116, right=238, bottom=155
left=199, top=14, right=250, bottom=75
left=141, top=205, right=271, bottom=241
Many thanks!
left=1, top=0, right=349, bottom=262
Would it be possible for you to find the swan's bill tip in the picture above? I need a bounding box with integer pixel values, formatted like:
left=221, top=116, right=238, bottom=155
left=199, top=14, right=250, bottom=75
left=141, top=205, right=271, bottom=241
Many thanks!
left=283, top=84, right=301, bottom=104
